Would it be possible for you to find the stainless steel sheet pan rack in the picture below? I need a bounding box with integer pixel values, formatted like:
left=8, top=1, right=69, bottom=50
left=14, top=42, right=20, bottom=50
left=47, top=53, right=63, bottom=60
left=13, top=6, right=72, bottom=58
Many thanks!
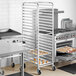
left=22, top=2, right=55, bottom=74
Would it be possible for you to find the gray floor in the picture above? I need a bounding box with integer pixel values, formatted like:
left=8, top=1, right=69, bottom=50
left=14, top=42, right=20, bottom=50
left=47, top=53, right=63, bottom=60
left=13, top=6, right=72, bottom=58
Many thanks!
left=3, top=62, right=76, bottom=76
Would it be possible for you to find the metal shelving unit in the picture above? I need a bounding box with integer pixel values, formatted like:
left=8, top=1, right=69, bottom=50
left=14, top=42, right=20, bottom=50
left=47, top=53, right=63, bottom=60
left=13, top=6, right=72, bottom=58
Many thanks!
left=22, top=2, right=55, bottom=74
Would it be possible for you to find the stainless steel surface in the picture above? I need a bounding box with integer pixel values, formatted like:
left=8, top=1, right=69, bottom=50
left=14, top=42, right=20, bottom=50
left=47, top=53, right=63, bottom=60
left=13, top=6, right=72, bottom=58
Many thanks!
left=56, top=53, right=76, bottom=62
left=54, top=9, right=64, bottom=29
left=0, top=29, right=23, bottom=68
left=54, top=9, right=58, bottom=29
left=20, top=53, right=24, bottom=76
left=0, top=39, right=24, bottom=57
left=61, top=18, right=73, bottom=29
left=56, top=40, right=72, bottom=48
left=55, top=29, right=76, bottom=41
left=0, top=29, right=25, bottom=76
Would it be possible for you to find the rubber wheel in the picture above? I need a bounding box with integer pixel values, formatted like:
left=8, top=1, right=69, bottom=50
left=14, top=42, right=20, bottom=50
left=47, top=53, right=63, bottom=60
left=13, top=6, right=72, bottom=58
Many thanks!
left=11, top=63, right=15, bottom=68
left=52, top=66, right=56, bottom=71
left=37, top=69, right=41, bottom=75
left=2, top=70, right=4, bottom=75
left=24, top=63, right=26, bottom=68
left=20, top=64, right=26, bottom=71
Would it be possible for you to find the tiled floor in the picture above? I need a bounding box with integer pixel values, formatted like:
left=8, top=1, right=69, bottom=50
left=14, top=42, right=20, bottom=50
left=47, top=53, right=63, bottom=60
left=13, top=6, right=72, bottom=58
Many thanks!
left=3, top=61, right=76, bottom=76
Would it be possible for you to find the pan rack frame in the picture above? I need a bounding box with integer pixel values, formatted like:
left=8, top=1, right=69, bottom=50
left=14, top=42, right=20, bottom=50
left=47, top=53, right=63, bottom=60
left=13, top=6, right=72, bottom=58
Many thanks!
left=22, top=2, right=55, bottom=75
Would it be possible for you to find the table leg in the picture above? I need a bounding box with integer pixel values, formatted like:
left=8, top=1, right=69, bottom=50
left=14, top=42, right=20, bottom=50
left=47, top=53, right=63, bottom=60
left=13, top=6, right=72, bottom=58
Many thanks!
left=20, top=53, right=24, bottom=76
left=0, top=59, right=1, bottom=75
left=0, top=59, right=4, bottom=76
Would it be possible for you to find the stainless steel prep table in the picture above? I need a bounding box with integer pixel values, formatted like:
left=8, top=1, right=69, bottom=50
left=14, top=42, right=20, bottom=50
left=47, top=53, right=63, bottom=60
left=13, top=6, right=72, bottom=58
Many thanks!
left=0, top=28, right=25, bottom=76
left=0, top=28, right=22, bottom=68
left=0, top=42, right=25, bottom=76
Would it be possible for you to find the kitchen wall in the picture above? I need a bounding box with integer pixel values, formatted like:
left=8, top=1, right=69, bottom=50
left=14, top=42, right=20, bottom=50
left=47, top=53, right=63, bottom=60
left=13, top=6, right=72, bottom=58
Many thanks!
left=9, top=0, right=22, bottom=33
left=0, top=0, right=9, bottom=29
left=52, top=0, right=76, bottom=28
left=9, top=0, right=76, bottom=31
left=0, top=0, right=76, bottom=31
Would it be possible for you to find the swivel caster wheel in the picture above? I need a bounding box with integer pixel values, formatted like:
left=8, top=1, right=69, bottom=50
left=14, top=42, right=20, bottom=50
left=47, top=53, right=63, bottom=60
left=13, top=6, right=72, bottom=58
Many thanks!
left=37, top=69, right=41, bottom=75
left=11, top=63, right=15, bottom=68
left=20, top=63, right=26, bottom=71
left=52, top=66, right=56, bottom=71
left=2, top=70, right=4, bottom=75
left=24, top=63, right=26, bottom=69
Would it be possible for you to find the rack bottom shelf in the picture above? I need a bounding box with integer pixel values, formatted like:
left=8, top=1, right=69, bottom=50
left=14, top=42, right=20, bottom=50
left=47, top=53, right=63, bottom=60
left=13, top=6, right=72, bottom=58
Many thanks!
left=56, top=53, right=76, bottom=62
left=29, top=57, right=52, bottom=67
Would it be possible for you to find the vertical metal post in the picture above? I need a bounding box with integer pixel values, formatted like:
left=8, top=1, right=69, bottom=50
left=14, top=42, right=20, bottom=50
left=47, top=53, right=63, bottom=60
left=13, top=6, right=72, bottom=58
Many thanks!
left=55, top=37, right=57, bottom=58
left=0, top=59, right=4, bottom=76
left=37, top=3, right=40, bottom=70
left=11, top=57, right=13, bottom=65
left=20, top=53, right=24, bottom=76
left=0, top=59, right=1, bottom=69
left=0, top=59, right=1, bottom=76
left=51, top=4, right=55, bottom=66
